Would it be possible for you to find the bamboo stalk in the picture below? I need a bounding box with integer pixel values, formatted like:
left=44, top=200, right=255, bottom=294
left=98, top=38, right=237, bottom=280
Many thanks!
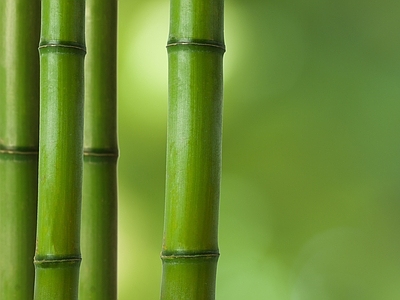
left=0, top=0, right=40, bottom=298
left=79, top=0, right=118, bottom=298
left=161, top=0, right=225, bottom=298
left=33, top=0, right=86, bottom=298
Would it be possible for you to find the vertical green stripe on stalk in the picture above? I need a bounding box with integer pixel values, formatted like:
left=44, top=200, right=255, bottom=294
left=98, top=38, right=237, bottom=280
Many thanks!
left=161, top=0, right=225, bottom=298
left=34, top=0, right=85, bottom=299
left=0, top=0, right=40, bottom=298
left=79, top=0, right=118, bottom=298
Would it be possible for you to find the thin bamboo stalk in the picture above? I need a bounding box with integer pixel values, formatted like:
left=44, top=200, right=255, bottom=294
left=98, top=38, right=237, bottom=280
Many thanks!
left=33, top=0, right=86, bottom=299
left=161, top=0, right=225, bottom=298
left=79, top=0, right=118, bottom=298
left=0, top=0, right=40, bottom=298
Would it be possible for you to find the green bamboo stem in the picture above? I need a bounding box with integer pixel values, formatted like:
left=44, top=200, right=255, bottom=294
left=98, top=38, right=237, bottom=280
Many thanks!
left=0, top=0, right=40, bottom=298
left=79, top=0, right=118, bottom=298
left=33, top=0, right=86, bottom=299
left=161, top=0, right=225, bottom=298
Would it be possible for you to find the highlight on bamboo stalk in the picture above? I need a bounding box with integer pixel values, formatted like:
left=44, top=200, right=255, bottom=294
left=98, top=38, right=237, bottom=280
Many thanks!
left=0, top=0, right=40, bottom=299
left=161, top=0, right=225, bottom=298
left=33, top=0, right=86, bottom=299
left=79, top=0, right=118, bottom=298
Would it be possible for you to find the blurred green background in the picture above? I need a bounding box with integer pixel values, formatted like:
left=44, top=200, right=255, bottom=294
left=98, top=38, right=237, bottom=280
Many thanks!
left=116, top=0, right=400, bottom=299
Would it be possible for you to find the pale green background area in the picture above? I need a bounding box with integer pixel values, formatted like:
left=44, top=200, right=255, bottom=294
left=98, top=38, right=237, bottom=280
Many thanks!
left=116, top=0, right=400, bottom=299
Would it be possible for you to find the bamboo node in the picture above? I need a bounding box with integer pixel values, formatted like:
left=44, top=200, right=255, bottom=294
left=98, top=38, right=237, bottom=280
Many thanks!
left=161, top=251, right=220, bottom=260
left=83, top=150, right=119, bottom=157
left=0, top=148, right=38, bottom=155
left=167, top=39, right=226, bottom=52
left=39, top=41, right=86, bottom=53
left=34, top=256, right=82, bottom=269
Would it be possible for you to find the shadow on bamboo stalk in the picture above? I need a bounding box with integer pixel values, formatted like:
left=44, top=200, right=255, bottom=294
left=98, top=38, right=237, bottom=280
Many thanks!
left=0, top=0, right=40, bottom=298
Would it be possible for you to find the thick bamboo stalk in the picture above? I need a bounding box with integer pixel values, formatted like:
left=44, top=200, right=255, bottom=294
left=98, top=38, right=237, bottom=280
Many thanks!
left=33, top=0, right=86, bottom=299
left=79, top=0, right=118, bottom=298
left=0, top=0, right=40, bottom=298
left=161, top=0, right=225, bottom=298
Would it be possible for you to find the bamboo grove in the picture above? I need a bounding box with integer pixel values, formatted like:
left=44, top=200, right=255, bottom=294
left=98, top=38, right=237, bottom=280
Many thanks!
left=0, top=0, right=224, bottom=298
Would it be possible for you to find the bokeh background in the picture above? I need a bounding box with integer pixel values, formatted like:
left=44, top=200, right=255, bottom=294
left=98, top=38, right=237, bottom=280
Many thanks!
left=116, top=0, right=400, bottom=299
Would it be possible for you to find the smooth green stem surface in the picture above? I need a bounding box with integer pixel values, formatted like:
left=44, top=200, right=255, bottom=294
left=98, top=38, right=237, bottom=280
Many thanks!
left=0, top=153, right=38, bottom=299
left=0, top=0, right=40, bottom=298
left=34, top=0, right=85, bottom=299
left=83, top=0, right=118, bottom=152
left=79, top=0, right=118, bottom=298
left=80, top=156, right=118, bottom=299
left=161, top=0, right=225, bottom=299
